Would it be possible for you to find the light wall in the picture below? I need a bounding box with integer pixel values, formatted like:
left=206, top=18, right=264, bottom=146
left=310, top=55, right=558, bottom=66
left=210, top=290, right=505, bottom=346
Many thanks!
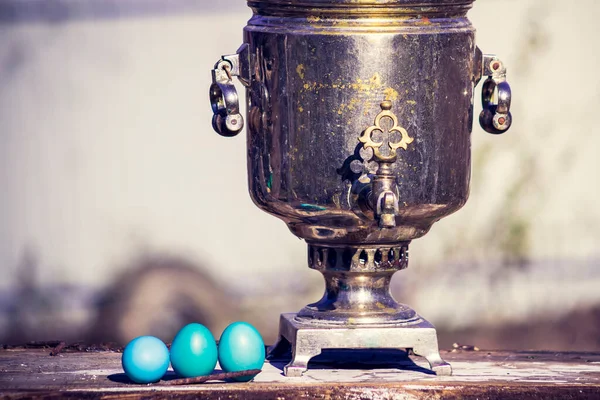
left=0, top=0, right=598, bottom=340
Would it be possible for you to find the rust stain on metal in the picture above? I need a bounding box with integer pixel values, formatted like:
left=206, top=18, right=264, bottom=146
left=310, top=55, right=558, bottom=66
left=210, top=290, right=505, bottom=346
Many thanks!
left=384, top=87, right=400, bottom=101
left=296, top=64, right=306, bottom=79
left=301, top=74, right=384, bottom=95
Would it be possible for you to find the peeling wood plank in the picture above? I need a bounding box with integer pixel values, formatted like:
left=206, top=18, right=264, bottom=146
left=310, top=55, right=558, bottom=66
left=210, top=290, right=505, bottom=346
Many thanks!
left=0, top=349, right=599, bottom=399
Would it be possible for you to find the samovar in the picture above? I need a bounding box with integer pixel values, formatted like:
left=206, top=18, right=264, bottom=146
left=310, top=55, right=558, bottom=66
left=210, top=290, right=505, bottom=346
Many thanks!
left=209, top=0, right=512, bottom=376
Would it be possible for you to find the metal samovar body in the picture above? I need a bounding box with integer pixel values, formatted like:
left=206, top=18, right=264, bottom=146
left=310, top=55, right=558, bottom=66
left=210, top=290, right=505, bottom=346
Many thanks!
left=209, top=0, right=512, bottom=376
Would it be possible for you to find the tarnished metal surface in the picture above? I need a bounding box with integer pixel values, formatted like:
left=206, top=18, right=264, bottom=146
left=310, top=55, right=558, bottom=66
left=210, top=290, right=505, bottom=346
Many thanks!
left=208, top=0, right=513, bottom=377
left=244, top=14, right=476, bottom=244
left=300, top=243, right=413, bottom=324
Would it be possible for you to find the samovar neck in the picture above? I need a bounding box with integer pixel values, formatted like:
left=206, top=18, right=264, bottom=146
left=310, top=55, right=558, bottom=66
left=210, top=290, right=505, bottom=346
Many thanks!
left=247, top=0, right=475, bottom=18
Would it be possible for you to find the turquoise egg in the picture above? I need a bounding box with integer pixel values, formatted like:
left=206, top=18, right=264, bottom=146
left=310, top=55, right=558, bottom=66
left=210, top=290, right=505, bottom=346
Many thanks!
left=218, top=321, right=265, bottom=382
left=121, top=336, right=169, bottom=384
left=170, top=323, right=218, bottom=378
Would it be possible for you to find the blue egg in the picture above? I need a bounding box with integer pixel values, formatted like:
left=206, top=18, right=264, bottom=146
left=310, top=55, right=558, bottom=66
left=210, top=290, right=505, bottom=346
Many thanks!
left=121, top=336, right=169, bottom=384
left=218, top=321, right=265, bottom=382
left=170, top=323, right=218, bottom=378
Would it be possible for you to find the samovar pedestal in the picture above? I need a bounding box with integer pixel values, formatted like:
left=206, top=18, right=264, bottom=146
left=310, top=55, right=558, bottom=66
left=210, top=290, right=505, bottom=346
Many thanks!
left=268, top=243, right=451, bottom=377
left=270, top=314, right=450, bottom=377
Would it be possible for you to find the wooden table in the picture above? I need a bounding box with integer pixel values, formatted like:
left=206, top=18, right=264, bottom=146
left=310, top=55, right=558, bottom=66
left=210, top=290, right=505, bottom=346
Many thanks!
left=1, top=347, right=599, bottom=399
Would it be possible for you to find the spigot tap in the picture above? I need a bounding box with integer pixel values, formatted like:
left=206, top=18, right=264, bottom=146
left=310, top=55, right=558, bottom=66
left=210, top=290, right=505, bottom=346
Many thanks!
left=359, top=101, right=414, bottom=229
left=373, top=178, right=400, bottom=229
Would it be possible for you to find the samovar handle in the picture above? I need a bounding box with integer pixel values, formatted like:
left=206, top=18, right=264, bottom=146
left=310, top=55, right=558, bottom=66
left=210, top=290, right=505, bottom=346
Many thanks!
left=209, top=44, right=251, bottom=137
left=478, top=54, right=512, bottom=134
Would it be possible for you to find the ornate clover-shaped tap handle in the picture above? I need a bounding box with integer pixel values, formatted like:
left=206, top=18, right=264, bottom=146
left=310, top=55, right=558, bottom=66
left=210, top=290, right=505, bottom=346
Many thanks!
left=359, top=101, right=414, bottom=163
left=357, top=101, right=414, bottom=229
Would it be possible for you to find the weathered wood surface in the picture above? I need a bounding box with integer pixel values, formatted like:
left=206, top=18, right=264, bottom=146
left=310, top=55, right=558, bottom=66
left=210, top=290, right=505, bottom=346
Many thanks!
left=0, top=348, right=599, bottom=399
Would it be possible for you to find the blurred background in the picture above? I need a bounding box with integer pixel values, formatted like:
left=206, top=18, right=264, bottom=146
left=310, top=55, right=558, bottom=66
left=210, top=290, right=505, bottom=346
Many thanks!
left=0, top=0, right=598, bottom=351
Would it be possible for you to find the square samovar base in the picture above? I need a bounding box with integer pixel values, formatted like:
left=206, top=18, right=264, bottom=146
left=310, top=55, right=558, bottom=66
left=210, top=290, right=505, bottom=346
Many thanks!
left=269, top=313, right=452, bottom=377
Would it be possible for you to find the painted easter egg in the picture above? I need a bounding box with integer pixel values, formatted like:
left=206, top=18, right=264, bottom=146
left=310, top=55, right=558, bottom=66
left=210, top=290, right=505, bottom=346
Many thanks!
left=218, top=321, right=265, bottom=382
left=121, top=336, right=169, bottom=384
left=170, top=323, right=218, bottom=378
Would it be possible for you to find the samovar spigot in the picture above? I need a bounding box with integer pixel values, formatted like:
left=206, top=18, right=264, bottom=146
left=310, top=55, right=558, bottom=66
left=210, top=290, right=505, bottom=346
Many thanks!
left=359, top=100, right=414, bottom=228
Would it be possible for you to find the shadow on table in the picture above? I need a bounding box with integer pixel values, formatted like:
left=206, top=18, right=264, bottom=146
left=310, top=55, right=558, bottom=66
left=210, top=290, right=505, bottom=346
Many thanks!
left=107, top=373, right=133, bottom=384
left=108, top=370, right=231, bottom=385
left=269, top=348, right=436, bottom=376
